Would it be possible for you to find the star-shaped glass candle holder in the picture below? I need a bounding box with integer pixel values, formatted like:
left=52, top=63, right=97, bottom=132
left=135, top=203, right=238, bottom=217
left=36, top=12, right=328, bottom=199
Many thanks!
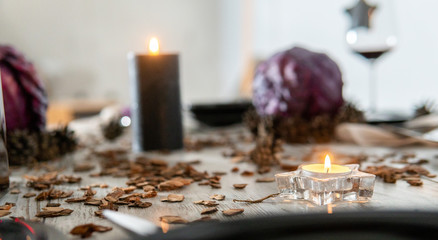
left=275, top=164, right=376, bottom=206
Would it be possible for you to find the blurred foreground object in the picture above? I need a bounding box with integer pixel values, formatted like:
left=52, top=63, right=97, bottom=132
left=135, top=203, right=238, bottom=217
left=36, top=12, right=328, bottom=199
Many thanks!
left=0, top=68, right=9, bottom=194
left=0, top=45, right=47, bottom=132
left=247, top=46, right=363, bottom=143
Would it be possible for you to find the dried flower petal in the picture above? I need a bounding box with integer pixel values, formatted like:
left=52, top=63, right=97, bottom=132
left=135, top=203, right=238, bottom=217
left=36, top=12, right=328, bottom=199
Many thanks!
left=201, top=207, right=218, bottom=215
left=10, top=189, right=20, bottom=194
left=36, top=207, right=73, bottom=218
left=240, top=171, right=254, bottom=177
left=233, top=184, right=247, bottom=189
left=209, top=194, right=225, bottom=201
left=161, top=194, right=184, bottom=202
left=70, top=223, right=112, bottom=238
left=23, top=192, right=36, bottom=198
left=222, top=209, right=244, bottom=216
left=193, top=200, right=218, bottom=207
left=0, top=210, right=11, bottom=217
left=159, top=215, right=188, bottom=224
left=256, top=177, right=275, bottom=183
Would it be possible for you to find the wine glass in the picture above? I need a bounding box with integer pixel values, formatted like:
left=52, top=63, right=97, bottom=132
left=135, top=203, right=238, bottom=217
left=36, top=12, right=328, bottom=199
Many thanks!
left=345, top=0, right=397, bottom=114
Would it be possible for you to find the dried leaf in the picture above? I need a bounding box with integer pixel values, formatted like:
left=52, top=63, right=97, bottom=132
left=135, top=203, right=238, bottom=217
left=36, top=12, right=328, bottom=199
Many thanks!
left=160, top=215, right=188, bottom=224
left=209, top=194, right=225, bottom=201
left=280, top=164, right=298, bottom=171
left=212, top=171, right=227, bottom=176
left=142, top=190, right=157, bottom=198
left=158, top=180, right=185, bottom=191
left=191, top=216, right=219, bottom=223
left=36, top=207, right=73, bottom=218
left=84, top=198, right=102, bottom=206
left=46, top=203, right=61, bottom=207
left=122, top=186, right=136, bottom=194
left=407, top=179, right=423, bottom=186
left=222, top=208, right=244, bottom=216
left=0, top=210, right=11, bottom=217
left=256, top=177, right=275, bottom=183
left=74, top=162, right=95, bottom=172
left=210, top=183, right=222, bottom=189
left=233, top=184, right=247, bottom=189
left=193, top=200, right=218, bottom=207
left=10, top=189, right=21, bottom=194
left=257, top=166, right=271, bottom=174
left=0, top=203, right=13, bottom=210
left=23, top=192, right=36, bottom=198
left=233, top=193, right=279, bottom=204
left=201, top=207, right=218, bottom=215
left=143, top=185, right=156, bottom=192
left=66, top=196, right=89, bottom=203
left=240, top=171, right=254, bottom=177
left=161, top=194, right=184, bottom=202
left=128, top=201, right=152, bottom=208
left=231, top=167, right=239, bottom=173
left=70, top=223, right=112, bottom=238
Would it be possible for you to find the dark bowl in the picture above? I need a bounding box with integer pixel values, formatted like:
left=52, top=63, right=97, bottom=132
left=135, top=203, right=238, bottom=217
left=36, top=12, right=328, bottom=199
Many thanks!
left=188, top=100, right=252, bottom=127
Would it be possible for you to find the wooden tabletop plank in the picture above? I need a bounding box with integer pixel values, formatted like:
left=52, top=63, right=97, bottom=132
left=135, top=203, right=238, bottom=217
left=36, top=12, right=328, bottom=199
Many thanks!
left=2, top=127, right=438, bottom=239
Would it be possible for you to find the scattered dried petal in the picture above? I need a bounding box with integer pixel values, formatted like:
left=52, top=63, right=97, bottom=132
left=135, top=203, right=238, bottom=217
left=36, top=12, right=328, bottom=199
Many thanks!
left=231, top=167, right=239, bottom=173
left=10, top=189, right=20, bottom=194
left=128, top=201, right=152, bottom=208
left=256, top=177, right=275, bottom=183
left=161, top=194, right=184, bottom=202
left=158, top=180, right=185, bottom=191
left=70, top=223, right=112, bottom=238
left=201, top=207, right=218, bottom=215
left=240, top=171, right=254, bottom=177
left=0, top=210, right=11, bottom=217
left=191, top=216, right=219, bottom=223
left=159, top=215, right=188, bottom=224
left=233, top=184, right=247, bottom=189
left=74, top=162, right=95, bottom=172
left=233, top=193, right=279, bottom=204
left=193, top=200, right=218, bottom=207
left=23, top=192, right=36, bottom=198
left=212, top=171, right=227, bottom=176
left=66, top=196, right=89, bottom=203
left=142, top=190, right=157, bottom=198
left=46, top=203, right=61, bottom=207
left=209, top=194, right=225, bottom=201
left=36, top=207, right=73, bottom=218
left=222, top=209, right=244, bottom=216
left=407, top=179, right=423, bottom=186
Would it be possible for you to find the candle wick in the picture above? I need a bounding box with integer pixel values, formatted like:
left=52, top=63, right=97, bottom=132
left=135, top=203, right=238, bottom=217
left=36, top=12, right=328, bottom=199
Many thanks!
left=326, top=168, right=329, bottom=173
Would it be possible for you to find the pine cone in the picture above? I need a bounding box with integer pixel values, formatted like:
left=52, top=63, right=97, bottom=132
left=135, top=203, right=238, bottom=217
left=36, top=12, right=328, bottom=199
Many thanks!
left=6, top=130, right=38, bottom=165
left=101, top=117, right=124, bottom=141
left=414, top=100, right=435, bottom=118
left=6, top=126, right=77, bottom=164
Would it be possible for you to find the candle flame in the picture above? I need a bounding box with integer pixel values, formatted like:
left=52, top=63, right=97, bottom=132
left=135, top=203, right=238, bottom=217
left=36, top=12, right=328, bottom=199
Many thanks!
left=149, top=37, right=159, bottom=55
left=324, top=154, right=331, bottom=173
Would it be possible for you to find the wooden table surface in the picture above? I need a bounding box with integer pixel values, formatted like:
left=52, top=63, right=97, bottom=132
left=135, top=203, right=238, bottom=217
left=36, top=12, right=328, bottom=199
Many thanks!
left=2, top=126, right=438, bottom=239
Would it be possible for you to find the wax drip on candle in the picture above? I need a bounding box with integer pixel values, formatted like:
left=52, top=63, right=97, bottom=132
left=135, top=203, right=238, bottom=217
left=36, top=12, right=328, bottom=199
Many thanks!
left=324, top=154, right=331, bottom=173
left=149, top=37, right=159, bottom=55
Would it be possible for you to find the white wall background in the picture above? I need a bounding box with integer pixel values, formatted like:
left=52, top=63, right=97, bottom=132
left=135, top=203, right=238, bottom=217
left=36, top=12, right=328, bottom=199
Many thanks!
left=1, top=0, right=438, bottom=113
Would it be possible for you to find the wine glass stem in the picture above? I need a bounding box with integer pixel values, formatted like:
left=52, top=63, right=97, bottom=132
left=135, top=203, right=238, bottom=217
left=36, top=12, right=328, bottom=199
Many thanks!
left=369, top=60, right=377, bottom=113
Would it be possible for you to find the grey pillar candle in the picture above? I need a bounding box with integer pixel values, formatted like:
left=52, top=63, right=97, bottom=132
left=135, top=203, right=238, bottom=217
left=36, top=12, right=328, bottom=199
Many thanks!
left=128, top=50, right=183, bottom=152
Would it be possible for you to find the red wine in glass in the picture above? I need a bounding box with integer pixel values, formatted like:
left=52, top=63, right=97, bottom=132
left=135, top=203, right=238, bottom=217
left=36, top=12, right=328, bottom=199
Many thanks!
left=355, top=48, right=391, bottom=60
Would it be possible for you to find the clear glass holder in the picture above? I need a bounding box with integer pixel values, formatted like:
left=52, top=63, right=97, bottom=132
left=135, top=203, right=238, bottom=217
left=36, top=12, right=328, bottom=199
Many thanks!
left=275, top=164, right=375, bottom=206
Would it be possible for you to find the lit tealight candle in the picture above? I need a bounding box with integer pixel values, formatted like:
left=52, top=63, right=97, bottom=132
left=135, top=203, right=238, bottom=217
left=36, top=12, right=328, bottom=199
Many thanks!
left=302, top=154, right=351, bottom=174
